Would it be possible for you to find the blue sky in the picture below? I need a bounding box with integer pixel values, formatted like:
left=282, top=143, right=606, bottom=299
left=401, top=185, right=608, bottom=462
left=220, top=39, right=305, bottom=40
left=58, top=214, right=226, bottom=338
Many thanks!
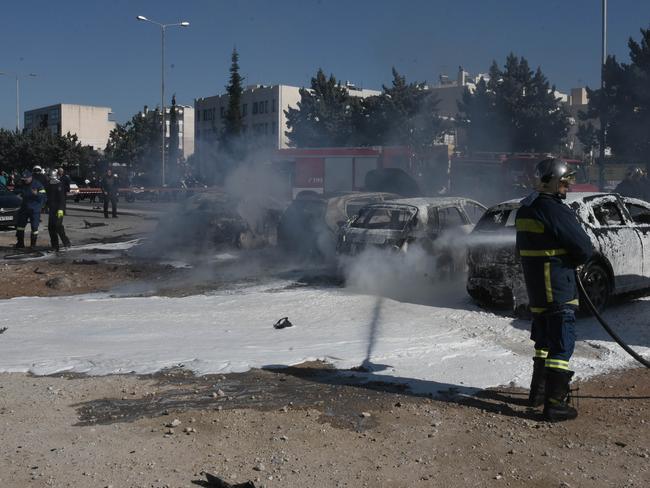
left=1, top=0, right=649, bottom=131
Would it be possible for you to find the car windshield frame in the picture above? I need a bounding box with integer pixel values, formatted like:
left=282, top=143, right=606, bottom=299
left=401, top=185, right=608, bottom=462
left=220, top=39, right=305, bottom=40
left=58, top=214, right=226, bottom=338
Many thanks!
left=350, top=205, right=417, bottom=231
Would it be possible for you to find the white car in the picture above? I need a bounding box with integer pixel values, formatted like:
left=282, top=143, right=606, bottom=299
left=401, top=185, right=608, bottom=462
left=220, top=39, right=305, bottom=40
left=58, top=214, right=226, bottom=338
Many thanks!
left=467, top=192, right=650, bottom=313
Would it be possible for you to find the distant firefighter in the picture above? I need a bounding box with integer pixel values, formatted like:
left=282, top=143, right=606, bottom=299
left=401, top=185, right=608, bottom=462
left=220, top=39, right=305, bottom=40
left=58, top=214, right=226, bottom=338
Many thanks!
left=614, top=167, right=648, bottom=201
left=46, top=170, right=71, bottom=251
left=101, top=168, right=119, bottom=218
left=14, top=170, right=47, bottom=248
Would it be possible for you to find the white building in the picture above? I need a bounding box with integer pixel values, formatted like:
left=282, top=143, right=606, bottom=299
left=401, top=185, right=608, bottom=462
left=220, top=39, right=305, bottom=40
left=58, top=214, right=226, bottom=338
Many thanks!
left=24, top=104, right=116, bottom=151
left=164, top=102, right=195, bottom=160
left=194, top=83, right=380, bottom=154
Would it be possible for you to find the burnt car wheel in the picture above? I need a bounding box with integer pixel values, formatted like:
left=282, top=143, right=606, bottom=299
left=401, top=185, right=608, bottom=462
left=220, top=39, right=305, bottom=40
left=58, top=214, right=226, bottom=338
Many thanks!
left=579, top=263, right=611, bottom=314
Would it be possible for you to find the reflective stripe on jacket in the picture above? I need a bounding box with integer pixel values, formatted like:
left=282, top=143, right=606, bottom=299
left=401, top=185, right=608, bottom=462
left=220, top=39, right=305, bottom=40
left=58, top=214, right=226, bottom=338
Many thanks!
left=515, top=192, right=593, bottom=310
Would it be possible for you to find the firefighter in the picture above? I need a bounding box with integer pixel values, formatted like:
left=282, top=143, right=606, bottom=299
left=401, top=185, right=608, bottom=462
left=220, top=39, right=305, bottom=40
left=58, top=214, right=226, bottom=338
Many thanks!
left=101, top=168, right=119, bottom=218
left=614, top=167, right=646, bottom=200
left=515, top=158, right=593, bottom=422
left=14, top=170, right=47, bottom=248
left=46, top=169, right=71, bottom=251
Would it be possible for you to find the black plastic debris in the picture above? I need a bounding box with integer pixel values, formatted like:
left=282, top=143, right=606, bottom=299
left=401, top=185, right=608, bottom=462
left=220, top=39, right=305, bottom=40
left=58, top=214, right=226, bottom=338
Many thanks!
left=273, top=317, right=293, bottom=329
left=0, top=327, right=7, bottom=334
left=203, top=472, right=256, bottom=487
left=83, top=220, right=107, bottom=229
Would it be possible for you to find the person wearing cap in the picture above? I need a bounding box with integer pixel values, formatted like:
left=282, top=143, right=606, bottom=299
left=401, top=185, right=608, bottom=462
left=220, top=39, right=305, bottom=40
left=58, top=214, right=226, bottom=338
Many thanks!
left=46, top=169, right=71, bottom=251
left=515, top=158, right=593, bottom=422
left=14, top=170, right=47, bottom=248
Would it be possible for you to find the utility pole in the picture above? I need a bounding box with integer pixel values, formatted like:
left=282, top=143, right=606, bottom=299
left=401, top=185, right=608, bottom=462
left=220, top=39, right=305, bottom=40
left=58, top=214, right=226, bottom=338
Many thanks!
left=598, top=0, right=607, bottom=190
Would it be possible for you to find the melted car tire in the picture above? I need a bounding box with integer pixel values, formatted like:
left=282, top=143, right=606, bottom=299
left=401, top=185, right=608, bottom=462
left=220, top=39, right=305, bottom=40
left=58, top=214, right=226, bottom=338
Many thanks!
left=579, top=263, right=611, bottom=315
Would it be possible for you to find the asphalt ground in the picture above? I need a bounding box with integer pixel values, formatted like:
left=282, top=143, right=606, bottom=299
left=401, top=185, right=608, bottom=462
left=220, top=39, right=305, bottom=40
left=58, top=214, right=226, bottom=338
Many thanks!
left=0, top=199, right=166, bottom=252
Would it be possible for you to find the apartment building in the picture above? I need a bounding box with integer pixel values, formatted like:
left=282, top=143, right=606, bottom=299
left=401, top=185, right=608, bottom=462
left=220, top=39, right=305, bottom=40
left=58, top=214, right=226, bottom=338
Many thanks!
left=24, top=103, right=116, bottom=151
left=194, top=83, right=380, bottom=154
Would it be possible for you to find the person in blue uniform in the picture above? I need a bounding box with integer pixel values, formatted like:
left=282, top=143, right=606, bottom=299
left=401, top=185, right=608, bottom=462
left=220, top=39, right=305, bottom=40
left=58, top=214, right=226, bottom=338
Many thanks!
left=515, top=158, right=593, bottom=422
left=14, top=170, right=47, bottom=248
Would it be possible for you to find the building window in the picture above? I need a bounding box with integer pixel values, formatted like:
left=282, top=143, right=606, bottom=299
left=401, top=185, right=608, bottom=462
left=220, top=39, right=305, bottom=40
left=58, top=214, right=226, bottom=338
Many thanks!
left=264, top=123, right=268, bottom=135
left=253, top=102, right=258, bottom=114
left=272, top=121, right=276, bottom=134
left=272, top=99, right=276, bottom=112
left=196, top=129, right=200, bottom=140
left=242, top=104, right=247, bottom=116
left=264, top=101, right=269, bottom=114
left=220, top=107, right=225, bottom=118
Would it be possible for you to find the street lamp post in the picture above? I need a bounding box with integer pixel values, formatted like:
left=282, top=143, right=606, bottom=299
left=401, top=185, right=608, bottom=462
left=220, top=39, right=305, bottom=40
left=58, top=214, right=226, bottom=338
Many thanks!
left=136, top=15, right=189, bottom=187
left=598, top=0, right=607, bottom=190
left=0, top=72, right=37, bottom=132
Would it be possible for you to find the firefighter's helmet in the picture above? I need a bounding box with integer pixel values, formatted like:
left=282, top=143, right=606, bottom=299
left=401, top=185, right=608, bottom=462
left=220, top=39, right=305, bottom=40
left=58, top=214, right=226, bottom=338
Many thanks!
left=535, top=158, right=576, bottom=197
left=626, top=167, right=645, bottom=180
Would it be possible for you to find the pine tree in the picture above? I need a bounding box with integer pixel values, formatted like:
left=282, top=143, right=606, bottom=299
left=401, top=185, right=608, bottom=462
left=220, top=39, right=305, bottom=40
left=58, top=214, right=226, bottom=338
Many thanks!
left=168, top=94, right=180, bottom=168
left=223, top=48, right=244, bottom=144
left=458, top=54, right=569, bottom=153
left=585, top=27, right=650, bottom=164
left=285, top=69, right=354, bottom=147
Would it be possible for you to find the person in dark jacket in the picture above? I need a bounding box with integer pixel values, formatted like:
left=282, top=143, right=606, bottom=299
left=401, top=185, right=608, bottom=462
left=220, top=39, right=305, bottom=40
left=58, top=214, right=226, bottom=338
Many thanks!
left=614, top=167, right=646, bottom=200
left=515, top=158, right=593, bottom=422
left=46, top=170, right=71, bottom=251
left=101, top=168, right=119, bottom=218
left=14, top=170, right=47, bottom=248
left=57, top=167, right=71, bottom=194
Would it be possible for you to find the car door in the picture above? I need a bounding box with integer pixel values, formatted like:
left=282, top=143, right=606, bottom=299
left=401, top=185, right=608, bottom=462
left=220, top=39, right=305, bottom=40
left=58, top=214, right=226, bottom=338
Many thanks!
left=623, top=197, right=650, bottom=280
left=587, top=196, right=644, bottom=291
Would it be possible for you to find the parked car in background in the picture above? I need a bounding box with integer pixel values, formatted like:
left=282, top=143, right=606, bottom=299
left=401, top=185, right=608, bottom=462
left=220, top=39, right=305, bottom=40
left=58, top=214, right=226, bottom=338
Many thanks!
left=0, top=183, right=22, bottom=229
left=277, top=191, right=399, bottom=258
left=337, top=197, right=487, bottom=275
left=467, top=192, right=650, bottom=314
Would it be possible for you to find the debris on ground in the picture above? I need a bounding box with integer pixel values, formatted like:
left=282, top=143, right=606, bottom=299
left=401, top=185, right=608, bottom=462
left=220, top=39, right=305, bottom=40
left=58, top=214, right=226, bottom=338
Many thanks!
left=273, top=317, right=293, bottom=329
left=202, top=471, right=256, bottom=487
left=83, top=220, right=107, bottom=228
left=0, top=327, right=7, bottom=334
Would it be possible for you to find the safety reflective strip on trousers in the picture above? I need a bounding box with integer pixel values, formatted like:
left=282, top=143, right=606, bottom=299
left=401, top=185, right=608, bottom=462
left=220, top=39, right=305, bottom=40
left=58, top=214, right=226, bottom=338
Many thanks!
left=530, top=298, right=579, bottom=313
left=546, top=358, right=570, bottom=370
left=535, top=349, right=549, bottom=358
left=519, top=248, right=567, bottom=257
left=544, top=262, right=553, bottom=302
left=515, top=218, right=545, bottom=233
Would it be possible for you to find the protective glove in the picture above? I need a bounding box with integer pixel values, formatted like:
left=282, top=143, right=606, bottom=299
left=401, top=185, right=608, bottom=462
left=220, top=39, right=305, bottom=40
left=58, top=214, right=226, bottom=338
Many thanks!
left=56, top=210, right=64, bottom=218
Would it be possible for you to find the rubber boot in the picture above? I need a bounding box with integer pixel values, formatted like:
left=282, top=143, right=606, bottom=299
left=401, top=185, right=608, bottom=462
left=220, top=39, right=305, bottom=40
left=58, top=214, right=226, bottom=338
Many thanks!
left=30, top=233, right=38, bottom=249
left=543, top=369, right=577, bottom=422
left=528, top=357, right=546, bottom=407
left=15, top=230, right=25, bottom=249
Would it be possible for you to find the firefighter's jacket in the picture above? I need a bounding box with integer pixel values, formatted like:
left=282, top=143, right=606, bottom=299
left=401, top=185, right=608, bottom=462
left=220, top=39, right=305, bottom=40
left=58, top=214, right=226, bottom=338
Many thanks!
left=46, top=180, right=67, bottom=213
left=15, top=179, right=47, bottom=211
left=515, top=192, right=593, bottom=312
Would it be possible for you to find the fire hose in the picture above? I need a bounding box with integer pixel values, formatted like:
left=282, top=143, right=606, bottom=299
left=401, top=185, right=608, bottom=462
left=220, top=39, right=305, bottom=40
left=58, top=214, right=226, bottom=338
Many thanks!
left=576, top=273, right=650, bottom=368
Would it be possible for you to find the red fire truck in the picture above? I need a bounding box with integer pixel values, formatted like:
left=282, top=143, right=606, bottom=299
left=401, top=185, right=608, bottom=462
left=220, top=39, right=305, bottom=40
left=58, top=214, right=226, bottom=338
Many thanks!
left=449, top=152, right=597, bottom=205
left=273, top=146, right=449, bottom=199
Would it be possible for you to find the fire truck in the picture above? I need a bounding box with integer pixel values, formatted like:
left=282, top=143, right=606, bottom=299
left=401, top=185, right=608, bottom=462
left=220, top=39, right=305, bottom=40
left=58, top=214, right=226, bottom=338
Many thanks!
left=448, top=152, right=597, bottom=205
left=273, top=146, right=450, bottom=199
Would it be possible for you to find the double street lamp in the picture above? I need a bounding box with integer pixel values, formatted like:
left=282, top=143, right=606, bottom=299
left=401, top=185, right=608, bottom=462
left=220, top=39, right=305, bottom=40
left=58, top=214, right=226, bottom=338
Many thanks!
left=136, top=15, right=190, bottom=187
left=0, top=72, right=37, bottom=132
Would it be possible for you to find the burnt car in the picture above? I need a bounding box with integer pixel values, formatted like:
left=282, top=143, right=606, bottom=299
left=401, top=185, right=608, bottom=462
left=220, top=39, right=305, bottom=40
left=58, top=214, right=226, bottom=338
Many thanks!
left=277, top=191, right=399, bottom=258
left=337, top=197, right=487, bottom=274
left=467, top=192, right=650, bottom=313
left=0, top=183, right=22, bottom=229
left=153, top=191, right=286, bottom=253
